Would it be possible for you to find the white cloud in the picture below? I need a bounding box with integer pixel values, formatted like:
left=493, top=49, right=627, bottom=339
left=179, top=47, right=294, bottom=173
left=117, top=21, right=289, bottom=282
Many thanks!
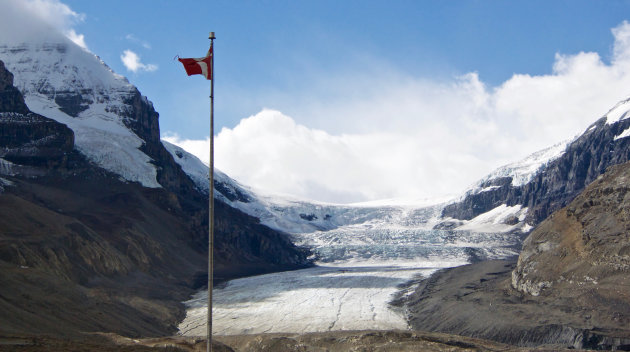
left=66, top=28, right=87, bottom=50
left=120, top=49, right=158, bottom=73
left=169, top=21, right=630, bottom=204
left=163, top=133, right=211, bottom=165
left=0, top=0, right=88, bottom=49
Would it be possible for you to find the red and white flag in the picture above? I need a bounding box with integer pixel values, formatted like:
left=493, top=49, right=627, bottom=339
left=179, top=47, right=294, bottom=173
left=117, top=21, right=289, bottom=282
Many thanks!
left=178, top=47, right=212, bottom=80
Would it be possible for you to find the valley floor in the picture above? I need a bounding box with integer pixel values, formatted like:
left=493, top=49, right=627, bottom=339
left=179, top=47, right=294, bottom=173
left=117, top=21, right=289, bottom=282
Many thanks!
left=0, top=330, right=580, bottom=352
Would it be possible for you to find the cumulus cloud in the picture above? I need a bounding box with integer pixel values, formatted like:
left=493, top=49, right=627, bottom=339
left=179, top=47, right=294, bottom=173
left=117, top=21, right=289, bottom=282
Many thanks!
left=216, top=110, right=476, bottom=202
left=65, top=28, right=87, bottom=50
left=163, top=133, right=211, bottom=164
left=120, top=49, right=158, bottom=73
left=0, top=0, right=88, bottom=49
left=167, top=21, right=630, bottom=204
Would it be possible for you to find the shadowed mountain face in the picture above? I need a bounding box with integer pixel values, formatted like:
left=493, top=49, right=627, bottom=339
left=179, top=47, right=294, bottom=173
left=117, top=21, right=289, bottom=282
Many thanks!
left=0, top=60, right=75, bottom=173
left=0, top=58, right=311, bottom=337
left=442, top=107, right=630, bottom=226
left=0, top=60, right=28, bottom=114
left=0, top=170, right=207, bottom=337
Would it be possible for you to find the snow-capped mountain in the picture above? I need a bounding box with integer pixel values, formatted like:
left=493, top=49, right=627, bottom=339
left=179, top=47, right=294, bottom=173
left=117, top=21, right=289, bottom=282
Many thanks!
left=442, top=95, right=630, bottom=226
left=0, top=40, right=161, bottom=188
left=466, top=140, right=571, bottom=194
left=0, top=35, right=311, bottom=264
left=165, top=139, right=445, bottom=234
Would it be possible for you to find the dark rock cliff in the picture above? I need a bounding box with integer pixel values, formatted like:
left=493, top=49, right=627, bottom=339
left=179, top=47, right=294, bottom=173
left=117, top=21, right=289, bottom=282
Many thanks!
left=442, top=108, right=630, bottom=225
left=0, top=112, right=73, bottom=168
left=213, top=200, right=311, bottom=281
left=0, top=60, right=29, bottom=114
left=0, top=60, right=74, bottom=168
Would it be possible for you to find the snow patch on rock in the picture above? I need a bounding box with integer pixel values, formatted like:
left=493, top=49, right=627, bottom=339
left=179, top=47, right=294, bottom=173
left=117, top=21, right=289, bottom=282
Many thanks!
left=615, top=126, right=630, bottom=141
left=454, top=204, right=529, bottom=233
left=605, top=97, right=630, bottom=125
left=24, top=93, right=160, bottom=187
left=162, top=140, right=209, bottom=193
left=469, top=140, right=570, bottom=191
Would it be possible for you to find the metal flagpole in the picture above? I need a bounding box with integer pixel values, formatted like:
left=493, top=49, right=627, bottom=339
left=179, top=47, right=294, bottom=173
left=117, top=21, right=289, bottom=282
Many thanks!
left=207, top=31, right=215, bottom=352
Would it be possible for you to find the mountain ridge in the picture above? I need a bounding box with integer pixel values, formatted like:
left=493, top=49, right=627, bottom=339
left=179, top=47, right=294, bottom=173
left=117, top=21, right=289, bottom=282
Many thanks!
left=441, top=98, right=630, bottom=227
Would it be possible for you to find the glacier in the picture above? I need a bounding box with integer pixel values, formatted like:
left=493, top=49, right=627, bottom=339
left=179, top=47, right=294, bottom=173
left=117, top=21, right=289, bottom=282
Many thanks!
left=165, top=136, right=538, bottom=336
left=177, top=197, right=525, bottom=336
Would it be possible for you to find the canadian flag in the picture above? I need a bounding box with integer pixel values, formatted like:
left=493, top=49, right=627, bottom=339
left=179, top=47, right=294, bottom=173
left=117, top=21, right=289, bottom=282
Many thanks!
left=178, top=47, right=212, bottom=80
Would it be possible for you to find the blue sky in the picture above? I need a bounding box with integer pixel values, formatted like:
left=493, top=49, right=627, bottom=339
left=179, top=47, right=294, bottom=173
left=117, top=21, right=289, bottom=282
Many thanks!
left=63, top=0, right=629, bottom=137
left=8, top=0, right=630, bottom=202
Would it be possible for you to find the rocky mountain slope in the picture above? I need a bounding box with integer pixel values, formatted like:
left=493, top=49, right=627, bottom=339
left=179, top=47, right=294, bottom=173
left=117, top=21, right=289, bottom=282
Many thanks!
left=442, top=99, right=630, bottom=226
left=0, top=39, right=310, bottom=337
left=405, top=161, right=630, bottom=350
left=512, top=160, right=630, bottom=321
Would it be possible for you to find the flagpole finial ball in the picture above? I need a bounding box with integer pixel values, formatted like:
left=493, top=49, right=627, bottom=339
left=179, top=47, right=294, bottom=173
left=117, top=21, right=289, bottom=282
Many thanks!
left=209, top=32, right=216, bottom=40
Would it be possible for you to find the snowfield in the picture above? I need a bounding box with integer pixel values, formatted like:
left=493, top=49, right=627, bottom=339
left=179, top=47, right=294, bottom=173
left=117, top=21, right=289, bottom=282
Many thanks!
left=463, top=139, right=570, bottom=193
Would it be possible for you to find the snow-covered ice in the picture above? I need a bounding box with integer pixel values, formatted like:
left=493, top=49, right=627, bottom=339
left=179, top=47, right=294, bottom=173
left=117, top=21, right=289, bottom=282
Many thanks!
left=179, top=264, right=442, bottom=336
left=454, top=204, right=528, bottom=233
left=163, top=141, right=210, bottom=193
left=178, top=205, right=523, bottom=336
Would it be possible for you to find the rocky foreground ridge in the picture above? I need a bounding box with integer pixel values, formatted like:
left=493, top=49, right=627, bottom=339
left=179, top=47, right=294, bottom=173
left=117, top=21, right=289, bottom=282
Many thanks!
left=406, top=161, right=630, bottom=350
left=512, top=160, right=630, bottom=327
